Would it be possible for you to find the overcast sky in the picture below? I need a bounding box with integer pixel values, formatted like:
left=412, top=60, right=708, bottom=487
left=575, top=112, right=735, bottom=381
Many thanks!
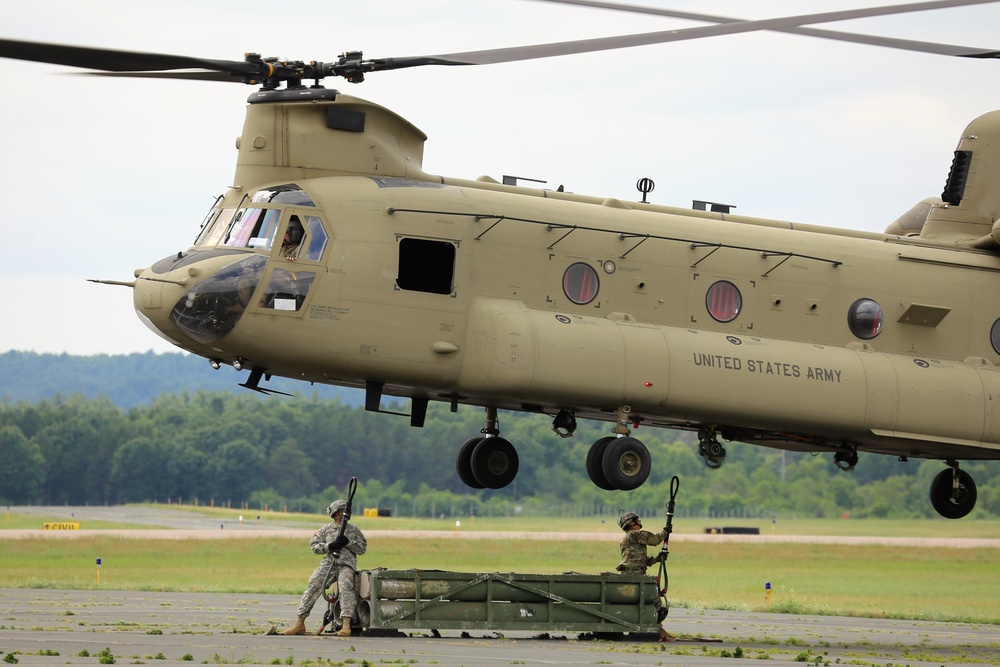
left=2, top=0, right=998, bottom=355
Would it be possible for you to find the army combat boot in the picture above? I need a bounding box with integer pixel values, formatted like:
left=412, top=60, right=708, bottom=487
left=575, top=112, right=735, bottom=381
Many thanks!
left=336, top=617, right=352, bottom=637
left=283, top=617, right=307, bottom=635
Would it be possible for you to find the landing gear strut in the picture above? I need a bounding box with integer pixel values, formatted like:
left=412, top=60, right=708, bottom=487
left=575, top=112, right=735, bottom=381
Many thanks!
left=834, top=447, right=858, bottom=472
left=698, top=428, right=727, bottom=469
left=929, top=460, right=977, bottom=519
left=551, top=409, right=577, bottom=438
left=455, top=407, right=519, bottom=490
left=584, top=406, right=652, bottom=491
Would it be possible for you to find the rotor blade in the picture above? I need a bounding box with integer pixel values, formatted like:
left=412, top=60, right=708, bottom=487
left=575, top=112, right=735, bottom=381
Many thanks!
left=530, top=0, right=1000, bottom=59
left=82, top=70, right=246, bottom=82
left=402, top=0, right=1000, bottom=66
left=0, top=38, right=257, bottom=74
left=3, top=0, right=995, bottom=87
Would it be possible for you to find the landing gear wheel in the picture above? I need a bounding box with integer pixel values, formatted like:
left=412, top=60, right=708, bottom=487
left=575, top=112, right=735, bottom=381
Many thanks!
left=586, top=436, right=616, bottom=490
left=929, top=468, right=977, bottom=519
left=601, top=436, right=651, bottom=491
left=456, top=436, right=486, bottom=489
left=470, top=436, right=519, bottom=489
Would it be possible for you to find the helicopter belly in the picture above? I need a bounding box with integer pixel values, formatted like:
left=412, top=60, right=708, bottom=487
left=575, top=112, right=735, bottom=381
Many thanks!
left=457, top=296, right=1000, bottom=455
left=459, top=297, right=861, bottom=430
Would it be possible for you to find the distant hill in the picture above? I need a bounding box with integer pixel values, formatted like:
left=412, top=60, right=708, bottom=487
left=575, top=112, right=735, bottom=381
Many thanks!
left=0, top=351, right=364, bottom=408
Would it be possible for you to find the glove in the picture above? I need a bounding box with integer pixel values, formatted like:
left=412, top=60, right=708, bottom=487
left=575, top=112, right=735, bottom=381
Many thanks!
left=328, top=535, right=349, bottom=552
left=657, top=549, right=669, bottom=563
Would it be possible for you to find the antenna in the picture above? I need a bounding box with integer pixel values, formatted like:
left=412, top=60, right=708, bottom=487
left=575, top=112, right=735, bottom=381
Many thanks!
left=636, top=177, right=655, bottom=203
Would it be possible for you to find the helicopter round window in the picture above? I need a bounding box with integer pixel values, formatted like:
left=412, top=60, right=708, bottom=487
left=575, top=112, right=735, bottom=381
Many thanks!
left=563, top=262, right=600, bottom=305
left=706, top=280, right=742, bottom=323
left=848, top=298, right=884, bottom=339
left=990, top=319, right=1000, bottom=355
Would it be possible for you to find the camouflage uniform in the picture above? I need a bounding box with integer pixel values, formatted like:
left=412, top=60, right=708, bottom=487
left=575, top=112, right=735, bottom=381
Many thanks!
left=295, top=520, right=367, bottom=620
left=617, top=526, right=668, bottom=575
left=617, top=522, right=668, bottom=615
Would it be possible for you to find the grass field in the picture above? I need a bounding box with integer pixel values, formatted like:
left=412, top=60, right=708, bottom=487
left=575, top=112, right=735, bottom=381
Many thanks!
left=2, top=532, right=998, bottom=625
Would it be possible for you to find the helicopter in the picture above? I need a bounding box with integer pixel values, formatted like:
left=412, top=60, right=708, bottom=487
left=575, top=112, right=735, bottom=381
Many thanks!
left=3, top=0, right=1000, bottom=518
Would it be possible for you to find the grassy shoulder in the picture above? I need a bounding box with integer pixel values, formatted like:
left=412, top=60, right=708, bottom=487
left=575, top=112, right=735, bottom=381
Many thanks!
left=6, top=504, right=1000, bottom=538
left=0, top=515, right=155, bottom=530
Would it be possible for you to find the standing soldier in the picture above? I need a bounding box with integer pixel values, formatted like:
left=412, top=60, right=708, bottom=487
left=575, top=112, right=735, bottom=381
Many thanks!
left=283, top=499, right=367, bottom=636
left=616, top=511, right=673, bottom=641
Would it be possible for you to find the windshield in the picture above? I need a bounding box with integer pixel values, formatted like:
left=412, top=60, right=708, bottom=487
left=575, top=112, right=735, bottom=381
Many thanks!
left=168, top=255, right=267, bottom=344
left=194, top=207, right=237, bottom=247
left=223, top=207, right=283, bottom=250
left=195, top=184, right=316, bottom=250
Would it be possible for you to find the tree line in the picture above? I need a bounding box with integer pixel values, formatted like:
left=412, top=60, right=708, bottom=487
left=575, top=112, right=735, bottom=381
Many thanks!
left=1, top=391, right=998, bottom=519
left=0, top=351, right=360, bottom=409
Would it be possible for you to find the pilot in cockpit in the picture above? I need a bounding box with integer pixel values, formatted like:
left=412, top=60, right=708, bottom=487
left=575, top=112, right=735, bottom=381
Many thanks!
left=281, top=217, right=304, bottom=260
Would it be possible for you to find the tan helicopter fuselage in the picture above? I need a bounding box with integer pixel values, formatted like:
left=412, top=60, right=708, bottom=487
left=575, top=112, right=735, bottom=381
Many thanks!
left=135, top=90, right=1000, bottom=466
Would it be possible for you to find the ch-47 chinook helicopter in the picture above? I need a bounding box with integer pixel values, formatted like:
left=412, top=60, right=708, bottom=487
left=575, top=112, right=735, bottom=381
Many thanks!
left=4, top=0, right=1000, bottom=519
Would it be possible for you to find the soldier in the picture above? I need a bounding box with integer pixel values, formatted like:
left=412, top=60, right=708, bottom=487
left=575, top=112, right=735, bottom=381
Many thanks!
left=616, top=511, right=674, bottom=641
left=280, top=217, right=304, bottom=260
left=283, top=499, right=367, bottom=636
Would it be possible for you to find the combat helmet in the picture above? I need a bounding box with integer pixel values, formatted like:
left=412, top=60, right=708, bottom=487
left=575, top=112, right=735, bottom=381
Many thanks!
left=618, top=511, right=639, bottom=530
left=286, top=217, right=304, bottom=244
left=327, top=499, right=348, bottom=517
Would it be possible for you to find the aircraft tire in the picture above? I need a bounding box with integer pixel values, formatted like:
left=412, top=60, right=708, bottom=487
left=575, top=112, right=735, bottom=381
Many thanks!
left=601, top=436, right=651, bottom=491
left=456, top=436, right=487, bottom=489
left=470, top=436, right=519, bottom=489
left=586, top=437, right=617, bottom=490
left=929, top=468, right=977, bottom=519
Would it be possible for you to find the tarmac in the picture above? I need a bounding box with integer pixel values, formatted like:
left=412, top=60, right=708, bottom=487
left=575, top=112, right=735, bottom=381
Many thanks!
left=3, top=507, right=999, bottom=665
left=2, top=588, right=999, bottom=667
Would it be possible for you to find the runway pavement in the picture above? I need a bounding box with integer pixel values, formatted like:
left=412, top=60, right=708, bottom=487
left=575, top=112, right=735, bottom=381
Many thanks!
left=1, top=588, right=999, bottom=667
left=3, top=507, right=1000, bottom=665
left=7, top=505, right=1000, bottom=547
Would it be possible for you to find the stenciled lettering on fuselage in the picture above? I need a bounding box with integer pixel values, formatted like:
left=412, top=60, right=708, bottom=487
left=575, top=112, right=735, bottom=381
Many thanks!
left=691, top=353, right=842, bottom=383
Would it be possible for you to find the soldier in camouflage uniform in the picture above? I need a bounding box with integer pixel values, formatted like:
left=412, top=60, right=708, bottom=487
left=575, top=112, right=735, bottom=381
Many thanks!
left=283, top=499, right=368, bottom=637
left=616, top=511, right=673, bottom=641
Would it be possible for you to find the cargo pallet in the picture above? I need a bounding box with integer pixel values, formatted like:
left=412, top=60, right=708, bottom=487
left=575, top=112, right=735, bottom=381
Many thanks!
left=339, top=569, right=661, bottom=638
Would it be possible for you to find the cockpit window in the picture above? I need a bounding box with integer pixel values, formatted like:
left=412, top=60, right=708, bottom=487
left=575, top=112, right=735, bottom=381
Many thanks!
left=302, top=215, right=328, bottom=261
left=251, top=184, right=316, bottom=206
left=193, top=197, right=328, bottom=259
left=167, top=253, right=319, bottom=343
left=274, top=214, right=329, bottom=262
left=223, top=207, right=282, bottom=250
left=168, top=255, right=267, bottom=344
left=260, top=268, right=317, bottom=311
left=194, top=207, right=237, bottom=248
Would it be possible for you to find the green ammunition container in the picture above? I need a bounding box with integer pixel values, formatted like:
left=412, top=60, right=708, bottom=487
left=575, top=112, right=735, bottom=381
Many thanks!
left=362, top=570, right=661, bottom=635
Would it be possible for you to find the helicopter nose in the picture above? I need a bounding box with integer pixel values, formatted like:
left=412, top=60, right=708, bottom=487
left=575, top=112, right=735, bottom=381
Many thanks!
left=133, top=252, right=267, bottom=348
left=133, top=265, right=196, bottom=348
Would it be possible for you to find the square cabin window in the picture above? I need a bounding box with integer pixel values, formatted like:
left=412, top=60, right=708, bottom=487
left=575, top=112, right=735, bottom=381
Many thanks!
left=397, top=238, right=455, bottom=295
